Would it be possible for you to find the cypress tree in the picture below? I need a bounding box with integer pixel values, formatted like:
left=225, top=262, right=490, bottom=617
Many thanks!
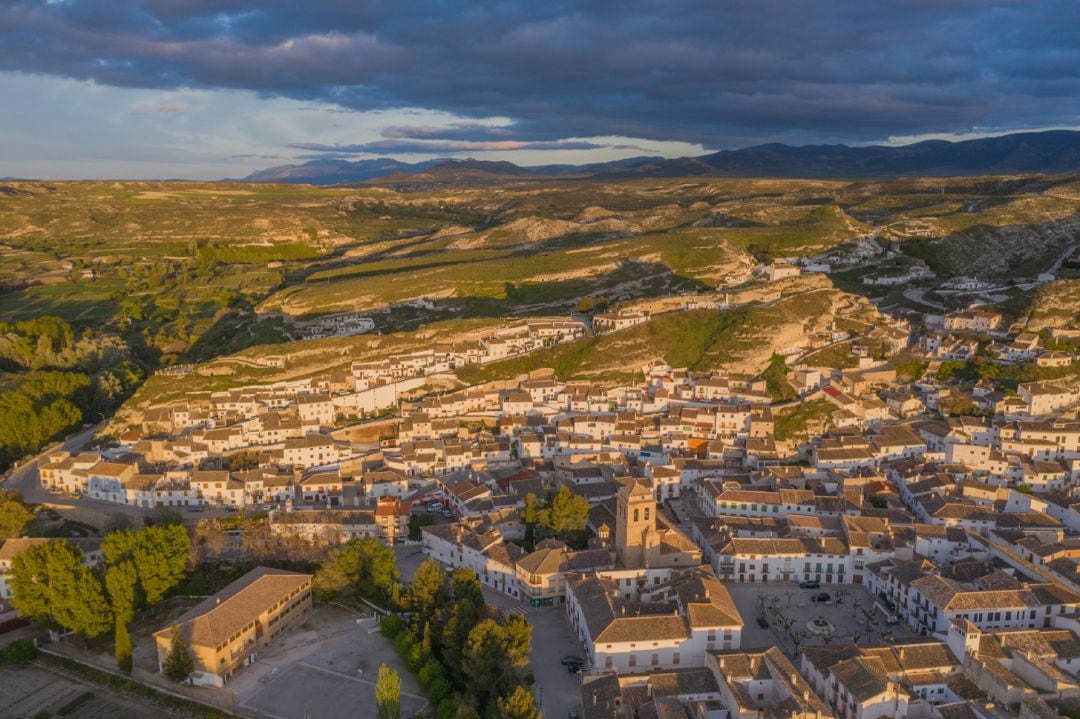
left=163, top=626, right=195, bottom=682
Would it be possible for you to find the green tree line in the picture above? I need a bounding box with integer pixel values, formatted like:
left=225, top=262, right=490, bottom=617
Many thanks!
left=381, top=559, right=540, bottom=719
left=9, top=524, right=189, bottom=672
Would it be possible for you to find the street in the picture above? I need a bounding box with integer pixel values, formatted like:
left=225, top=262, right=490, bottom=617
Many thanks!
left=2, top=423, right=101, bottom=505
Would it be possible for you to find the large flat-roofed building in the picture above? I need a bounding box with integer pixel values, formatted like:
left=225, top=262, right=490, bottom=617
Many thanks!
left=153, top=566, right=312, bottom=687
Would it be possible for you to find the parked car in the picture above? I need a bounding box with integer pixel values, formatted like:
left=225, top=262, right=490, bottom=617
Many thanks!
left=441, top=509, right=454, bottom=519
left=799, top=580, right=821, bottom=589
left=262, top=504, right=274, bottom=511
left=225, top=505, right=239, bottom=513
left=567, top=663, right=583, bottom=675
left=561, top=656, right=585, bottom=666
left=756, top=617, right=769, bottom=629
left=427, top=502, right=443, bottom=512
left=811, top=592, right=831, bottom=603
left=187, top=505, right=205, bottom=513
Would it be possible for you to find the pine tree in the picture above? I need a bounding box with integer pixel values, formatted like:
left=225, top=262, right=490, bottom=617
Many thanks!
left=163, top=626, right=195, bottom=682
left=375, top=663, right=401, bottom=719
left=0, top=498, right=34, bottom=539
left=540, top=486, right=589, bottom=535
left=494, top=686, right=540, bottom=719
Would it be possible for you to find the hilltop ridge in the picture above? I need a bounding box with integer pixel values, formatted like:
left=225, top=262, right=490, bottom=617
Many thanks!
left=235, top=130, right=1080, bottom=186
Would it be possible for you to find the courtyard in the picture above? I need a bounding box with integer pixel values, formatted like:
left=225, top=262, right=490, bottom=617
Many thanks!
left=726, top=581, right=923, bottom=656
left=228, top=605, right=427, bottom=719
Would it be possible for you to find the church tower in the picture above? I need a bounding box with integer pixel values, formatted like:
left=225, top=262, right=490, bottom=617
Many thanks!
left=615, top=479, right=656, bottom=568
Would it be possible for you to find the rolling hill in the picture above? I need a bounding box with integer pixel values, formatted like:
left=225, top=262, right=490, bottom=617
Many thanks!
left=235, top=130, right=1080, bottom=186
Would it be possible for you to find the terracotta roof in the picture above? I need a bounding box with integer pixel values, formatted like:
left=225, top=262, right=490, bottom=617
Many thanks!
left=155, top=567, right=311, bottom=650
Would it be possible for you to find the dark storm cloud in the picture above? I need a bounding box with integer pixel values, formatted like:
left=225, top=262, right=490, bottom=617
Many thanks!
left=289, top=139, right=611, bottom=153
left=4, top=0, right=1080, bottom=148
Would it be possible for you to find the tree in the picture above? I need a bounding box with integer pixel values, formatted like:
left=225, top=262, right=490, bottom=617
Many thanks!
left=407, top=559, right=446, bottom=620
left=539, top=487, right=589, bottom=535
left=462, top=618, right=533, bottom=713
left=762, top=353, right=796, bottom=402
left=115, top=621, right=133, bottom=673
left=10, top=539, right=111, bottom=638
left=375, top=663, right=401, bottom=719
left=440, top=595, right=481, bottom=682
left=521, top=493, right=540, bottom=548
left=163, top=627, right=195, bottom=682
left=450, top=568, right=484, bottom=608
left=522, top=493, right=540, bottom=526
left=0, top=498, right=34, bottom=539
left=501, top=615, right=532, bottom=669
left=495, top=686, right=540, bottom=719
left=103, top=524, right=189, bottom=607
left=462, top=620, right=510, bottom=711
left=313, top=536, right=399, bottom=604
left=576, top=296, right=594, bottom=313
left=408, top=513, right=434, bottom=541
left=132, top=524, right=190, bottom=606
left=106, top=560, right=138, bottom=671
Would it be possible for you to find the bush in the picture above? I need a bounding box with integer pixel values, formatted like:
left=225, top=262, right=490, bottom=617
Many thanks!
left=394, top=629, right=415, bottom=659
left=380, top=613, right=404, bottom=639
left=3, top=638, right=38, bottom=664
left=404, top=640, right=425, bottom=673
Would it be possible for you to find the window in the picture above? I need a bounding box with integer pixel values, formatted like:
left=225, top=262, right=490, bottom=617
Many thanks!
left=633, top=508, right=639, bottom=522
left=628, top=655, right=637, bottom=667
left=672, top=652, right=680, bottom=665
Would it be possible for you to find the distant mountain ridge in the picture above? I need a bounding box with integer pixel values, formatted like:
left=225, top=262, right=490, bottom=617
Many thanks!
left=234, top=130, right=1080, bottom=185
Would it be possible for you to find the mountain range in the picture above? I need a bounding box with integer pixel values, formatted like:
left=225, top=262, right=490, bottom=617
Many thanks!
left=236, top=130, right=1080, bottom=185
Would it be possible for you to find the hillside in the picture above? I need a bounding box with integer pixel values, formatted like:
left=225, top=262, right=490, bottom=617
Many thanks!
left=456, top=286, right=871, bottom=384
left=235, top=130, right=1080, bottom=186
left=1019, top=279, right=1080, bottom=331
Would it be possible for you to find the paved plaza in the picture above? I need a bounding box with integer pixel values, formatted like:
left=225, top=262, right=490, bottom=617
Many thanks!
left=727, top=581, right=923, bottom=655
left=229, top=605, right=427, bottom=719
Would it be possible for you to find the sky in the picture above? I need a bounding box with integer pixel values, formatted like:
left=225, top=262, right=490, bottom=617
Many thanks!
left=2, top=0, right=1080, bottom=180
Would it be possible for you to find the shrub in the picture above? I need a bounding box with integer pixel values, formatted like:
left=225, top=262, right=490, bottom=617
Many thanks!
left=3, top=638, right=38, bottom=664
left=404, top=641, right=424, bottom=673
left=394, top=630, right=415, bottom=659
left=380, top=613, right=404, bottom=639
